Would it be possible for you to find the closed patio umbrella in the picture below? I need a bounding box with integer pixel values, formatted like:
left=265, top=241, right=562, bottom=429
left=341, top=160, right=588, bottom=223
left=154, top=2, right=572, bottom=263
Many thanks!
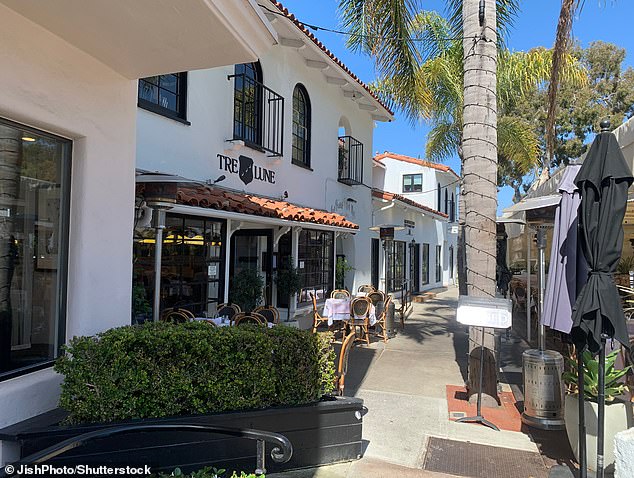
left=572, top=120, right=633, bottom=478
left=542, top=163, right=587, bottom=334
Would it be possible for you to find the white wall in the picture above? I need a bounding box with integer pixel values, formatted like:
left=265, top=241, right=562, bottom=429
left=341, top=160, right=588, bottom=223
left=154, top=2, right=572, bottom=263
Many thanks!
left=0, top=4, right=136, bottom=435
left=135, top=39, right=379, bottom=298
left=378, top=157, right=458, bottom=213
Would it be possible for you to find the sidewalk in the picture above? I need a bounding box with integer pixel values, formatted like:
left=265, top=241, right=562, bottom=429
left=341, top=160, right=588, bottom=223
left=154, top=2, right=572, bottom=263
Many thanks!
left=271, top=287, right=573, bottom=478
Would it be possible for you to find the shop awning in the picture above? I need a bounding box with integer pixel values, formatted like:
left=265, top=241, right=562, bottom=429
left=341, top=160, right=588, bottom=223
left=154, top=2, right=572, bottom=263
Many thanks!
left=138, top=183, right=359, bottom=231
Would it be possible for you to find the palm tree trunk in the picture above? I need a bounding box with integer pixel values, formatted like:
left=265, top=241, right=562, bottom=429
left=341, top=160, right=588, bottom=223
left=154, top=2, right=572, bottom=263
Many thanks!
left=0, top=125, right=21, bottom=371
left=457, top=149, right=467, bottom=297
left=462, top=0, right=499, bottom=406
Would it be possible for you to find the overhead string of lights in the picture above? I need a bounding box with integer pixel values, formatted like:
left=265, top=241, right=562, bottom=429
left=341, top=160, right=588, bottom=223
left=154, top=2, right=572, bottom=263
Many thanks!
left=259, top=4, right=491, bottom=44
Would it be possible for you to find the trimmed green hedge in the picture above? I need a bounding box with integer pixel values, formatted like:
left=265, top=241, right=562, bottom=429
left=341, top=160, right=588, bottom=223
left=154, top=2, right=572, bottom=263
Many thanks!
left=55, top=322, right=335, bottom=425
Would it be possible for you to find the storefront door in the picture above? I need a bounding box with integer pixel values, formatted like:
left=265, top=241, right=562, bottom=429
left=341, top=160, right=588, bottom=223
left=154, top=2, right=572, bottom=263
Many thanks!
left=409, top=242, right=420, bottom=293
left=230, top=229, right=273, bottom=306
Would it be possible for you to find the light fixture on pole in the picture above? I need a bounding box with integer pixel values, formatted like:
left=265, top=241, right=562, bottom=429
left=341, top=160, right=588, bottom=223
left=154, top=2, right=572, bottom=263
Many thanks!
left=136, top=173, right=187, bottom=322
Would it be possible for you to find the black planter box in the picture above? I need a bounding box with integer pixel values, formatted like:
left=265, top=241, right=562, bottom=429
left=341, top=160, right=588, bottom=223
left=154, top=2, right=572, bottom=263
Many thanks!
left=0, top=397, right=364, bottom=474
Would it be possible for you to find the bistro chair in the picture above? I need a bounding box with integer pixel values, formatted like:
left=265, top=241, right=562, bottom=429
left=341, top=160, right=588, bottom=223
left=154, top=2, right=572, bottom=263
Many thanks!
left=373, top=295, right=392, bottom=343
left=366, top=290, right=385, bottom=306
left=160, top=308, right=190, bottom=324
left=310, top=292, right=329, bottom=333
left=335, top=332, right=356, bottom=396
left=357, top=284, right=376, bottom=295
left=253, top=305, right=280, bottom=325
left=330, top=289, right=351, bottom=299
left=350, top=297, right=372, bottom=345
left=217, top=303, right=241, bottom=323
left=233, top=312, right=266, bottom=326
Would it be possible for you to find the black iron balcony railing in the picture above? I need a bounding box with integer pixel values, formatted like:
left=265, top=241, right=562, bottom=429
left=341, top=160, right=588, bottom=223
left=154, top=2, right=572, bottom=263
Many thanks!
left=338, top=135, right=364, bottom=185
left=229, top=73, right=284, bottom=157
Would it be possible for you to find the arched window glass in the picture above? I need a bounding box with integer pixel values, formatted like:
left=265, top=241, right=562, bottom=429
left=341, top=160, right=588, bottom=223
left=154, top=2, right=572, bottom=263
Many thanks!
left=292, top=84, right=311, bottom=167
left=444, top=189, right=448, bottom=214
left=233, top=62, right=263, bottom=145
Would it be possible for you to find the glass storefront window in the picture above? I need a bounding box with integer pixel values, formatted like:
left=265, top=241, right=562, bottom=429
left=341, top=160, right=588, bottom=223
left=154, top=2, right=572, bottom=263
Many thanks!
left=297, top=229, right=333, bottom=303
left=436, top=245, right=442, bottom=283
left=386, top=241, right=406, bottom=293
left=0, top=118, right=71, bottom=378
left=133, top=214, right=225, bottom=321
left=422, top=243, right=430, bottom=285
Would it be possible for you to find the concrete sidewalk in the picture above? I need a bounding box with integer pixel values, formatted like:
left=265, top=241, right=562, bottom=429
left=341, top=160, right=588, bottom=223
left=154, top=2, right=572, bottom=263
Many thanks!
left=270, top=287, right=550, bottom=478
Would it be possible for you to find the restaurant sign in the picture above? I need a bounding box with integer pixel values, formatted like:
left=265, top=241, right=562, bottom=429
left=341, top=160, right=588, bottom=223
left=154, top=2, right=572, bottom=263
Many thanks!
left=217, top=153, right=276, bottom=186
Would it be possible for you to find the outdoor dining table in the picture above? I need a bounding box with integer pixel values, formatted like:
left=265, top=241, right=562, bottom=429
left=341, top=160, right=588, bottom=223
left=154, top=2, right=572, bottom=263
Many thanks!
left=192, top=316, right=274, bottom=328
left=322, top=298, right=376, bottom=326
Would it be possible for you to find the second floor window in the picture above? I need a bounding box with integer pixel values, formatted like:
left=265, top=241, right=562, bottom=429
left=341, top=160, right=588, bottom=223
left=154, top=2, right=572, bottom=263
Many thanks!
left=403, top=174, right=422, bottom=193
left=138, top=73, right=187, bottom=120
left=292, top=84, right=311, bottom=167
left=233, top=62, right=263, bottom=146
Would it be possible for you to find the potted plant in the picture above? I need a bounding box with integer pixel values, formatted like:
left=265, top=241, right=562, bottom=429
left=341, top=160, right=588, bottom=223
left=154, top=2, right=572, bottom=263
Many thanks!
left=229, top=268, right=264, bottom=312
left=563, top=349, right=633, bottom=473
left=274, top=259, right=302, bottom=322
left=615, top=256, right=634, bottom=286
left=132, top=283, right=152, bottom=324
left=335, top=257, right=354, bottom=290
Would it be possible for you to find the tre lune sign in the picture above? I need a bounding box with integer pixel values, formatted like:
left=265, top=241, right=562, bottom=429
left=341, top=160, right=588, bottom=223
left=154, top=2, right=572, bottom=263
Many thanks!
left=217, top=153, right=276, bottom=186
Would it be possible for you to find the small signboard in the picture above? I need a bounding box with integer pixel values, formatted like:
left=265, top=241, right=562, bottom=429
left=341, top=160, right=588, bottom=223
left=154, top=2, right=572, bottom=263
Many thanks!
left=456, top=296, right=512, bottom=329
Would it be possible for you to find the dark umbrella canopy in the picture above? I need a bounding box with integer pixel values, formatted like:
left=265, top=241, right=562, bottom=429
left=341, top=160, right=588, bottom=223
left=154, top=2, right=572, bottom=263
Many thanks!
left=571, top=130, right=633, bottom=353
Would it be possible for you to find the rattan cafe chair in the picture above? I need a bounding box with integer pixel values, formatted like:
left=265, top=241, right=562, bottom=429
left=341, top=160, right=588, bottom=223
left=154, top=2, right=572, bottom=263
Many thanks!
left=160, top=309, right=190, bottom=324
left=373, top=295, right=392, bottom=343
left=335, top=332, right=356, bottom=396
left=350, top=297, right=372, bottom=345
left=253, top=305, right=280, bottom=325
left=233, top=312, right=267, bottom=326
left=310, top=292, right=329, bottom=333
left=366, top=290, right=385, bottom=306
left=357, top=284, right=376, bottom=294
left=331, top=289, right=351, bottom=299
left=217, top=303, right=241, bottom=323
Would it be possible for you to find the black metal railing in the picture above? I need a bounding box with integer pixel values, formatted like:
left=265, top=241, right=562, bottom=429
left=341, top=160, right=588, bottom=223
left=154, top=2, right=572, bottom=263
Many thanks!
left=229, top=73, right=284, bottom=157
left=0, top=424, right=293, bottom=478
left=338, top=136, right=364, bottom=185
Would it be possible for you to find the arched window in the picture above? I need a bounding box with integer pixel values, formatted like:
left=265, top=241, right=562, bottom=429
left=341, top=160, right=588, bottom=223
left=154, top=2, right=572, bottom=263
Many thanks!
left=444, top=189, right=448, bottom=214
left=233, top=62, right=263, bottom=146
left=437, top=183, right=441, bottom=211
left=292, top=84, right=311, bottom=167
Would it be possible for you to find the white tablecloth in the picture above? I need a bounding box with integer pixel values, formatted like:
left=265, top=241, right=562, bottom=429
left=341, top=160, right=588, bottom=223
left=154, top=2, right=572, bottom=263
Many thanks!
left=322, top=299, right=376, bottom=326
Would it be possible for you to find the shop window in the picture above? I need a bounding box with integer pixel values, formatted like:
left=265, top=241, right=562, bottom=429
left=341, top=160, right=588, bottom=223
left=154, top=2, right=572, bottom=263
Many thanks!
left=437, top=183, right=441, bottom=210
left=403, top=174, right=422, bottom=193
left=386, top=241, right=406, bottom=293
left=435, top=245, right=442, bottom=283
left=297, top=230, right=334, bottom=303
left=292, top=84, right=311, bottom=168
left=133, top=215, right=225, bottom=321
left=138, top=72, right=188, bottom=122
left=0, top=118, right=71, bottom=379
left=422, top=243, right=430, bottom=285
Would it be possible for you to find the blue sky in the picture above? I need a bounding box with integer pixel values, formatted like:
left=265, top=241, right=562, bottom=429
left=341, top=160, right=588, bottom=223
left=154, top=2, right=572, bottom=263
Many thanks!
left=278, top=0, right=634, bottom=212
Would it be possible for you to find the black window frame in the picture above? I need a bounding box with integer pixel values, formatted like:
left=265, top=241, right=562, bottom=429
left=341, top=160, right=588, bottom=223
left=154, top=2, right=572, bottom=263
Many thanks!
left=292, top=83, right=311, bottom=169
left=402, top=173, right=423, bottom=193
left=386, top=240, right=406, bottom=293
left=297, top=229, right=334, bottom=303
left=422, top=243, right=430, bottom=285
left=0, top=117, right=72, bottom=382
left=437, top=183, right=441, bottom=210
left=435, top=245, right=442, bottom=283
left=233, top=62, right=264, bottom=151
left=138, top=72, right=189, bottom=124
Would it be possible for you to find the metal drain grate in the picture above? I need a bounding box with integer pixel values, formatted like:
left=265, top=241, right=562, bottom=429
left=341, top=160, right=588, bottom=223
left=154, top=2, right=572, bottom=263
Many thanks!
left=423, top=437, right=549, bottom=478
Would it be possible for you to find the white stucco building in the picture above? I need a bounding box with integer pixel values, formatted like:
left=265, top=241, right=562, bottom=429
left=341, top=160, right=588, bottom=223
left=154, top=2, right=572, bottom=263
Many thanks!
left=369, top=152, right=459, bottom=294
left=0, top=0, right=277, bottom=464
left=132, top=1, right=393, bottom=320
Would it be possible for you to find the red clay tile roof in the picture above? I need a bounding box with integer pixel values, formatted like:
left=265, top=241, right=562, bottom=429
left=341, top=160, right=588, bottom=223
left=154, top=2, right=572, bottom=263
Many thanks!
left=268, top=1, right=394, bottom=117
left=141, top=183, right=358, bottom=229
left=372, top=188, right=448, bottom=219
left=374, top=152, right=460, bottom=179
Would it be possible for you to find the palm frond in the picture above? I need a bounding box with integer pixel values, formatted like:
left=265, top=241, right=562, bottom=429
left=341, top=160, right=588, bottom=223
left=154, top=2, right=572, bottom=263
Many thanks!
left=425, top=120, right=461, bottom=162
left=498, top=116, right=540, bottom=175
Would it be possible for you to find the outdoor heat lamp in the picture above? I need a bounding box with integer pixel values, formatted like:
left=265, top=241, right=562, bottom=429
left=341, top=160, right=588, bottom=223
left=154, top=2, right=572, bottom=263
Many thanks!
left=369, top=224, right=405, bottom=243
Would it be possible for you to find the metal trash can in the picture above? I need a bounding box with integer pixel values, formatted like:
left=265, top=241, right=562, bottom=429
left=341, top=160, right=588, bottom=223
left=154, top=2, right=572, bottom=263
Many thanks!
left=521, top=349, right=565, bottom=430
